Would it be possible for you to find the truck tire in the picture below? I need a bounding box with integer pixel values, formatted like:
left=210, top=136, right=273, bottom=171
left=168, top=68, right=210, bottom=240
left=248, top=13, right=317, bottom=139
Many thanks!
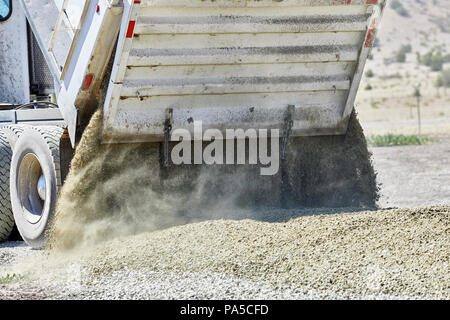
left=0, top=125, right=27, bottom=241
left=0, top=125, right=26, bottom=150
left=10, top=126, right=63, bottom=248
left=0, top=132, right=14, bottom=242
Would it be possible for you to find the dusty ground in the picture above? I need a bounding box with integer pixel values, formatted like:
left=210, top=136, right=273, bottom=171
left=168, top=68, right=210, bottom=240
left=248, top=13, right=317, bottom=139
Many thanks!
left=372, top=138, right=450, bottom=208
left=0, top=206, right=448, bottom=300
left=1, top=141, right=449, bottom=300
left=1, top=0, right=449, bottom=301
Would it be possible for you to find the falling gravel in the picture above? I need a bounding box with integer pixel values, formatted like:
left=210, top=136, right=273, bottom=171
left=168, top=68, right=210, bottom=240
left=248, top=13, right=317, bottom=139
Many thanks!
left=49, top=105, right=378, bottom=250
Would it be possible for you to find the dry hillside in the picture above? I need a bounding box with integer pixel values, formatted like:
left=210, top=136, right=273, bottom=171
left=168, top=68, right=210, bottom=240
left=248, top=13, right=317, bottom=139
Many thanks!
left=356, top=0, right=450, bottom=136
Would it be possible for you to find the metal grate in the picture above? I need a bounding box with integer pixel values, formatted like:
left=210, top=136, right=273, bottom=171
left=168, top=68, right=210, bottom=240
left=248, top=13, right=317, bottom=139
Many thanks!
left=28, top=26, right=55, bottom=95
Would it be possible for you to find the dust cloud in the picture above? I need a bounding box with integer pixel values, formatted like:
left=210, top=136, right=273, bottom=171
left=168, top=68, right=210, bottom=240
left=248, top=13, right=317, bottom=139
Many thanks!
left=49, top=109, right=268, bottom=250
left=49, top=108, right=378, bottom=250
left=50, top=109, right=184, bottom=249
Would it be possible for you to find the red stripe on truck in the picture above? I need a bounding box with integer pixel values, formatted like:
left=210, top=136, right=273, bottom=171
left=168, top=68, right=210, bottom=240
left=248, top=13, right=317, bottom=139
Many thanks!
left=364, top=20, right=376, bottom=47
left=126, top=21, right=136, bottom=38
left=82, top=74, right=94, bottom=90
left=366, top=0, right=377, bottom=4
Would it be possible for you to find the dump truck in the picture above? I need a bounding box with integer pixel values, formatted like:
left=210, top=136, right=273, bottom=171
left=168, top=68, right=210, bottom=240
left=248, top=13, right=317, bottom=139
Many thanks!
left=0, top=0, right=385, bottom=248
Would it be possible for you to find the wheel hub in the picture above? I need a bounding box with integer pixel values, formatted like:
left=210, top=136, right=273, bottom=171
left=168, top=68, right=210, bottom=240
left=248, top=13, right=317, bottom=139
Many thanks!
left=37, top=175, right=46, bottom=201
left=18, top=153, right=45, bottom=224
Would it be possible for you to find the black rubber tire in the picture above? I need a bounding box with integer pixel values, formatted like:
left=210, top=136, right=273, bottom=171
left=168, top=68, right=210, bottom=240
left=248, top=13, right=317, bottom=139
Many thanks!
left=0, top=125, right=28, bottom=241
left=0, top=125, right=27, bottom=150
left=10, top=126, right=63, bottom=248
left=0, top=132, right=14, bottom=242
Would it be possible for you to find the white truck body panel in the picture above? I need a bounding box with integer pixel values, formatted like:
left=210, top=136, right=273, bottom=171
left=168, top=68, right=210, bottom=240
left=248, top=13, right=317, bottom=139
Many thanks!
left=0, top=0, right=30, bottom=104
left=102, top=0, right=385, bottom=143
left=20, top=0, right=123, bottom=144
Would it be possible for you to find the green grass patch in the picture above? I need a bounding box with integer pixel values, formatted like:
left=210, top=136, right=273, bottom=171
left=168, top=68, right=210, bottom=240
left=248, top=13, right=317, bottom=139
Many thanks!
left=0, top=274, right=17, bottom=284
left=366, top=134, right=437, bottom=147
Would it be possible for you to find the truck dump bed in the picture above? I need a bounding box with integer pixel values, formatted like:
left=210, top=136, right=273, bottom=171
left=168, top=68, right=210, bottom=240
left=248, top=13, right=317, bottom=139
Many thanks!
left=104, top=0, right=384, bottom=142
left=22, top=0, right=385, bottom=144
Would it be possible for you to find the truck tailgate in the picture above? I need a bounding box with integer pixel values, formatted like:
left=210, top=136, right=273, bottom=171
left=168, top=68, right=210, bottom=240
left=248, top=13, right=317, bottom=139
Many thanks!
left=102, top=0, right=384, bottom=143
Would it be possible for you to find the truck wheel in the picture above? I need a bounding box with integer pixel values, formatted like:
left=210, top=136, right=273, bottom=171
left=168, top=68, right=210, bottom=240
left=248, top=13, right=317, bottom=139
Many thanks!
left=0, top=125, right=26, bottom=150
left=0, top=125, right=27, bottom=241
left=0, top=132, right=14, bottom=242
left=10, top=126, right=63, bottom=248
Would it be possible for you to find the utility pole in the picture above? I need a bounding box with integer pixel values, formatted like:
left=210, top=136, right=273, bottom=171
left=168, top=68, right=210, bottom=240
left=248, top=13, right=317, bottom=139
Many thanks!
left=414, top=83, right=422, bottom=138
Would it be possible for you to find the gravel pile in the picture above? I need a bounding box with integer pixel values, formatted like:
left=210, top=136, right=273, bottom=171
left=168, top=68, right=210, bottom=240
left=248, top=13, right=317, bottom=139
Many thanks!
left=2, top=206, right=447, bottom=300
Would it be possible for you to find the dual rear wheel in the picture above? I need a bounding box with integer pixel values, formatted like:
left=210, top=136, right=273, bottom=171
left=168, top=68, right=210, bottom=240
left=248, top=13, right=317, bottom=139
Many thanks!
left=0, top=126, right=64, bottom=248
left=0, top=132, right=14, bottom=241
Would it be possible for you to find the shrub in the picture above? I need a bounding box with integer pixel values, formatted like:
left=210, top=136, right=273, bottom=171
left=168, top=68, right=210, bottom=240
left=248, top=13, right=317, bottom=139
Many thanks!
left=400, top=44, right=412, bottom=54
left=421, top=51, right=433, bottom=66
left=390, top=0, right=402, bottom=10
left=444, top=54, right=450, bottom=63
left=396, top=7, right=410, bottom=17
left=366, top=134, right=436, bottom=147
left=438, top=69, right=450, bottom=88
left=431, top=52, right=444, bottom=71
left=390, top=0, right=410, bottom=17
left=420, top=50, right=445, bottom=71
left=0, top=274, right=16, bottom=284
left=365, top=69, right=375, bottom=78
left=370, top=100, right=380, bottom=109
left=395, top=44, right=412, bottom=63
left=396, top=50, right=406, bottom=63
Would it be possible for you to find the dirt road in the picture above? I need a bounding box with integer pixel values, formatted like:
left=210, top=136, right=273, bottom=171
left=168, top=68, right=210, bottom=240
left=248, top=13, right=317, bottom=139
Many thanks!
left=371, top=138, right=450, bottom=208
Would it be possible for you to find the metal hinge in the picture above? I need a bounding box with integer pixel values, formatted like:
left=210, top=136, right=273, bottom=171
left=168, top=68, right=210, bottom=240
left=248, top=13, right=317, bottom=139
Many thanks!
left=163, top=108, right=174, bottom=168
